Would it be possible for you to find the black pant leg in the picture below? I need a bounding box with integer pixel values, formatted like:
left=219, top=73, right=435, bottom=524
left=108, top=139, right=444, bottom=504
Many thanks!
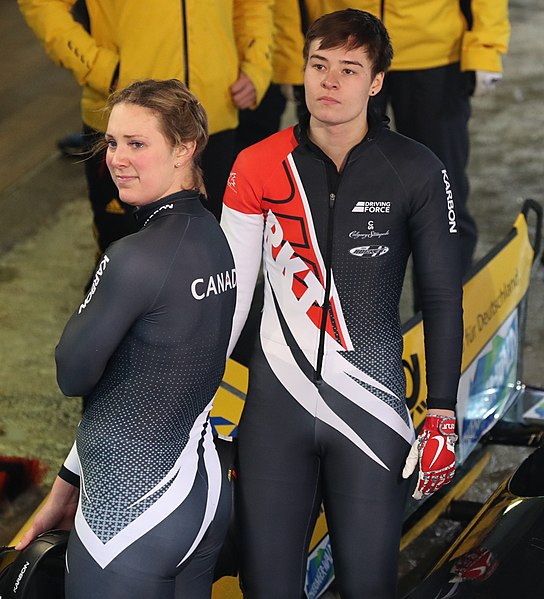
left=236, top=84, right=287, bottom=154
left=201, top=129, right=237, bottom=221
left=235, top=345, right=322, bottom=599
left=317, top=384, right=410, bottom=599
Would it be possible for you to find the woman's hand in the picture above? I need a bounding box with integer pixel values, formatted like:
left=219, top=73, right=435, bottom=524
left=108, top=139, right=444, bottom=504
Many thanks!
left=15, top=476, right=79, bottom=551
left=402, top=411, right=457, bottom=500
left=230, top=72, right=257, bottom=109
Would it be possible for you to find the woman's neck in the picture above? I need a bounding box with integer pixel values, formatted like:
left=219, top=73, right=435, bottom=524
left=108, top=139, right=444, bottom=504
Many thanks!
left=308, top=115, right=368, bottom=171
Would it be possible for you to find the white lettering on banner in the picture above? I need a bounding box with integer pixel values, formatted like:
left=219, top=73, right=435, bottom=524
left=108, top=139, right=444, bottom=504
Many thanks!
left=265, top=212, right=325, bottom=313
left=442, top=169, right=457, bottom=233
left=191, top=269, right=236, bottom=300
left=307, top=543, right=334, bottom=598
left=78, top=255, right=110, bottom=314
left=477, top=269, right=520, bottom=332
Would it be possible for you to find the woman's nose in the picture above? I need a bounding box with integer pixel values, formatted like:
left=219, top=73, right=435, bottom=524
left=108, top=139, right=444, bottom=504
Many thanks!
left=321, top=72, right=339, bottom=89
left=110, top=146, right=128, bottom=167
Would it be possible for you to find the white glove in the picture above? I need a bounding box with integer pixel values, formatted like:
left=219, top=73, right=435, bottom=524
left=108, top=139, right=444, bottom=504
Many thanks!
left=402, top=414, right=457, bottom=500
left=473, top=70, right=503, bottom=97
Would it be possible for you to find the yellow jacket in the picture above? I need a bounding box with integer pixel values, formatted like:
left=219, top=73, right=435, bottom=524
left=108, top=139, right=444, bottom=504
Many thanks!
left=18, top=0, right=274, bottom=133
left=272, top=0, right=305, bottom=85
left=306, top=0, right=510, bottom=72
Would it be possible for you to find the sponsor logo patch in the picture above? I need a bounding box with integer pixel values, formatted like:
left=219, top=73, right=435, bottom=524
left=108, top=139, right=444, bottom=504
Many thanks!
left=349, top=245, right=389, bottom=257
left=13, top=561, right=30, bottom=593
left=442, top=169, right=457, bottom=233
left=352, top=201, right=391, bottom=213
left=227, top=172, right=237, bottom=192
left=78, top=255, right=110, bottom=314
left=349, top=229, right=390, bottom=240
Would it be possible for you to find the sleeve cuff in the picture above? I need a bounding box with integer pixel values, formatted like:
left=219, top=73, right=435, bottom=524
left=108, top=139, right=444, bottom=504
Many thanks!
left=461, top=45, right=504, bottom=73
left=426, top=396, right=457, bottom=412
left=58, top=465, right=81, bottom=488
left=86, top=48, right=121, bottom=96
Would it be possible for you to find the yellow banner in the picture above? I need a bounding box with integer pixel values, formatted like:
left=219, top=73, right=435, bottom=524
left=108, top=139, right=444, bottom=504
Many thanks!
left=461, top=214, right=533, bottom=368
left=402, top=213, right=534, bottom=430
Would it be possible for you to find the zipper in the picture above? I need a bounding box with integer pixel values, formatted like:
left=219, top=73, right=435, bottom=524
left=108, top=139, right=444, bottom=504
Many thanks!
left=307, top=127, right=374, bottom=383
left=314, top=191, right=337, bottom=382
left=181, top=0, right=190, bottom=87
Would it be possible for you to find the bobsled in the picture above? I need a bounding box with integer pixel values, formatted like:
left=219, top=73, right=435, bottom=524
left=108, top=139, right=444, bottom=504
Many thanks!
left=403, top=443, right=544, bottom=598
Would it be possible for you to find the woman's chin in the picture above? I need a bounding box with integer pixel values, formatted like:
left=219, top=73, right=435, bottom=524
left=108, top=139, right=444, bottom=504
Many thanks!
left=117, top=192, right=138, bottom=206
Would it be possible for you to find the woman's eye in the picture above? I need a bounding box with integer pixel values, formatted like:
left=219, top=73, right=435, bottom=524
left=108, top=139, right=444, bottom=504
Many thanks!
left=106, top=139, right=117, bottom=149
left=130, top=141, right=144, bottom=149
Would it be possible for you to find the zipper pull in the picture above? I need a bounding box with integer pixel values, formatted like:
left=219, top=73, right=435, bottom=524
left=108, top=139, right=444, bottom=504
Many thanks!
left=329, top=193, right=336, bottom=209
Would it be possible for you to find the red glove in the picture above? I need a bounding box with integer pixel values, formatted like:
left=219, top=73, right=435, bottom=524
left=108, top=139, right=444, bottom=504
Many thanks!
left=402, top=414, right=457, bottom=500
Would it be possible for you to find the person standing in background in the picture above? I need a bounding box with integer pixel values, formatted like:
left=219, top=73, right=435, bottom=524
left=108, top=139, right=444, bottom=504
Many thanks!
left=18, top=0, right=274, bottom=252
left=236, top=0, right=307, bottom=152
left=307, top=0, right=510, bottom=284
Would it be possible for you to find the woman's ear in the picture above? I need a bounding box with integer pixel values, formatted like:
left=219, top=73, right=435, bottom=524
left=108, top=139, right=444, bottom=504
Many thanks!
left=174, top=140, right=197, bottom=166
left=369, top=71, right=385, bottom=97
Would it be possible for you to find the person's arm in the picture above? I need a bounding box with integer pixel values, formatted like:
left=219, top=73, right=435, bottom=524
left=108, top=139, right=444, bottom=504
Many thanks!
left=461, top=0, right=510, bottom=73
left=55, top=243, right=155, bottom=397
left=409, top=165, right=464, bottom=414
left=232, top=0, right=274, bottom=108
left=15, top=475, right=79, bottom=551
left=402, top=161, right=464, bottom=499
left=58, top=440, right=81, bottom=486
left=221, top=152, right=265, bottom=357
left=17, top=0, right=119, bottom=95
left=271, top=0, right=305, bottom=86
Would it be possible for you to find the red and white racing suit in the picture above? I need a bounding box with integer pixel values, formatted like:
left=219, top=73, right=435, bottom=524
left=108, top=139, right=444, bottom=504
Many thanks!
left=221, top=116, right=463, bottom=598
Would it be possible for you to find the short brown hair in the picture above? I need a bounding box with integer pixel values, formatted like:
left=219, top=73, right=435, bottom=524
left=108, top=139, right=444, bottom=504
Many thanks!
left=303, top=9, right=393, bottom=78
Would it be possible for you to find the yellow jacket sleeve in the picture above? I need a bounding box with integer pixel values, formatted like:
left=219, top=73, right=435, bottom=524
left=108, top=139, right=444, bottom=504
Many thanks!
left=17, top=0, right=119, bottom=96
left=272, top=0, right=305, bottom=85
left=461, top=0, right=510, bottom=72
left=233, top=0, right=274, bottom=106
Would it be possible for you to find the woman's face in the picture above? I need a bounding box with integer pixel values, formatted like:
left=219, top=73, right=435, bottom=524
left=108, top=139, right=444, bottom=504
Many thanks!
left=304, top=40, right=383, bottom=132
left=105, top=103, right=185, bottom=206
